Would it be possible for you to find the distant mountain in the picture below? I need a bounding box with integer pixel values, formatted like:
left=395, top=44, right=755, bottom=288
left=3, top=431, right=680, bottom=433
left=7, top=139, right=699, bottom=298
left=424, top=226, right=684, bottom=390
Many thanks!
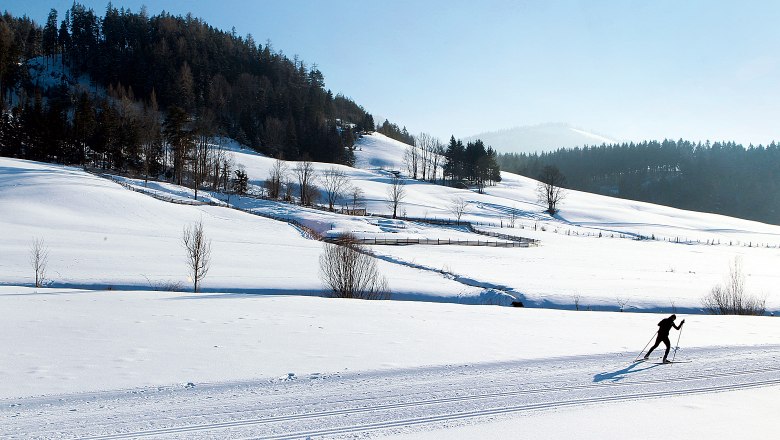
left=464, top=123, right=616, bottom=154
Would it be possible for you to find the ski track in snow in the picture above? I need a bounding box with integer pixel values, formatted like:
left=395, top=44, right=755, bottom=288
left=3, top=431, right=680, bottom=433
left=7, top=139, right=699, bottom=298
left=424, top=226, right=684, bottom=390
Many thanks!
left=2, top=345, right=779, bottom=439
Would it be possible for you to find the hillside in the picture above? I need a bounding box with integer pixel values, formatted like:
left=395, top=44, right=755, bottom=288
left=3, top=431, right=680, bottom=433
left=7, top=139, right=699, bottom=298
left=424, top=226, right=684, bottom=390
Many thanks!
left=2, top=132, right=778, bottom=313
left=499, top=138, right=780, bottom=225
left=1, top=136, right=779, bottom=438
left=0, top=4, right=375, bottom=168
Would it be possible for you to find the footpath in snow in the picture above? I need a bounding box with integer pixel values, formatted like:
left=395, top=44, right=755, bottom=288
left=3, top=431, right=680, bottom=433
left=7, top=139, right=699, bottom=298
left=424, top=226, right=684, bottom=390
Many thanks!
left=2, top=345, right=778, bottom=439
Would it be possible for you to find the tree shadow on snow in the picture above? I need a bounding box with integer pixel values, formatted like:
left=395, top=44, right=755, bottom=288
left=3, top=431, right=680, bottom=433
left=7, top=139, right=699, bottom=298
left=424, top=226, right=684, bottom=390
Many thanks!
left=593, top=360, right=661, bottom=383
left=170, top=288, right=324, bottom=300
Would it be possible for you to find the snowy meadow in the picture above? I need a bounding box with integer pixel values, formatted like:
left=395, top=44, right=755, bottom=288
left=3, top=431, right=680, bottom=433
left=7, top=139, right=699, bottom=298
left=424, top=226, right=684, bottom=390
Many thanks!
left=1, top=133, right=779, bottom=438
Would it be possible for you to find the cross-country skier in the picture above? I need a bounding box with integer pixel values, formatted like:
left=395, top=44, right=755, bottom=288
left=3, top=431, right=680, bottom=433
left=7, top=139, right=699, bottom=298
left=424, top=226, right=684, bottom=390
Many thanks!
left=644, top=314, right=685, bottom=363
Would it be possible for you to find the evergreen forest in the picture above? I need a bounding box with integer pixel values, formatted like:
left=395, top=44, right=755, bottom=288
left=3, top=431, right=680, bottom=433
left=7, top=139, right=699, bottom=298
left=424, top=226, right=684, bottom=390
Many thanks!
left=0, top=3, right=393, bottom=179
left=498, top=139, right=780, bottom=225
left=3, top=4, right=779, bottom=225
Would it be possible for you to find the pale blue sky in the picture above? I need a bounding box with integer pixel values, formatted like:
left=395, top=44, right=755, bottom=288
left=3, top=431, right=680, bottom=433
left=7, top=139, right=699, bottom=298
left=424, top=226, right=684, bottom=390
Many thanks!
left=5, top=1, right=780, bottom=144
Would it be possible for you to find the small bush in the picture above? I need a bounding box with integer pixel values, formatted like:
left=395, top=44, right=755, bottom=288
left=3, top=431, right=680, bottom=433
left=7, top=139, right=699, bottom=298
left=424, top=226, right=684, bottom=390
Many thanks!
left=702, top=258, right=766, bottom=315
left=144, top=276, right=184, bottom=292
left=319, top=235, right=389, bottom=300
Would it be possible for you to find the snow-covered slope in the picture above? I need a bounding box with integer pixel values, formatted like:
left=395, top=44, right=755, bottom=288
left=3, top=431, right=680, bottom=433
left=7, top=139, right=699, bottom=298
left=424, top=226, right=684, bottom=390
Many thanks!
left=0, top=158, right=482, bottom=301
left=3, top=132, right=779, bottom=311
left=352, top=133, right=780, bottom=312
left=1, top=286, right=778, bottom=438
left=464, top=122, right=617, bottom=154
left=2, top=133, right=780, bottom=439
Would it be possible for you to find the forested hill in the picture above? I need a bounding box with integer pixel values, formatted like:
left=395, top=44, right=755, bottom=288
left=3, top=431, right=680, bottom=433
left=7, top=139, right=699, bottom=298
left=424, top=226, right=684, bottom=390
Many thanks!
left=0, top=3, right=416, bottom=171
left=498, top=139, right=780, bottom=225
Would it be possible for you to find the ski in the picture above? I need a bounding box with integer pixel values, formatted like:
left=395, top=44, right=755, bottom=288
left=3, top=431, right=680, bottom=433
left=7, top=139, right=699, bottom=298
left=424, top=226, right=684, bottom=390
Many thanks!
left=633, top=358, right=691, bottom=364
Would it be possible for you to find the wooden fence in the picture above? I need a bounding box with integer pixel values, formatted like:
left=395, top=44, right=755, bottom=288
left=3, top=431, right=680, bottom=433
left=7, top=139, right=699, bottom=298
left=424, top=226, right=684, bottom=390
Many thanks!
left=469, top=226, right=539, bottom=246
left=369, top=213, right=539, bottom=246
left=324, top=237, right=532, bottom=248
left=96, top=172, right=536, bottom=248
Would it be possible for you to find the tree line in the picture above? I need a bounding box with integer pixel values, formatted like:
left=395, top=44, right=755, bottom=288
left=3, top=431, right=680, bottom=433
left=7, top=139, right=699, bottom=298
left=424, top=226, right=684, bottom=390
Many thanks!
left=498, top=139, right=780, bottom=224
left=377, top=119, right=414, bottom=145
left=399, top=133, right=500, bottom=193
left=443, top=136, right=501, bottom=192
left=0, top=4, right=403, bottom=179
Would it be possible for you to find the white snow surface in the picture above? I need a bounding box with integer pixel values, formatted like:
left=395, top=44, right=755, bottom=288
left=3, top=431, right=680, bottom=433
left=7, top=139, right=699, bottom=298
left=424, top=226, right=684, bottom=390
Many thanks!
left=1, top=287, right=779, bottom=438
left=2, top=132, right=780, bottom=438
left=463, top=122, right=617, bottom=154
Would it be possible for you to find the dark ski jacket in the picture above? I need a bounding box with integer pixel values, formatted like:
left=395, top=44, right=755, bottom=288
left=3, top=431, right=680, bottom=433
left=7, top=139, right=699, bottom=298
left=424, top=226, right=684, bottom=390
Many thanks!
left=657, top=317, right=681, bottom=337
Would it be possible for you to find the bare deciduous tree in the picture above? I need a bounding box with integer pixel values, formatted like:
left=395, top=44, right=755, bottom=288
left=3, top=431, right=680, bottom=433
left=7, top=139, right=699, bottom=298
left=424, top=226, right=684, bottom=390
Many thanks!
left=387, top=175, right=406, bottom=219
left=702, top=257, right=766, bottom=315
left=319, top=235, right=389, bottom=300
left=430, top=140, right=444, bottom=184
left=572, top=293, right=582, bottom=311
left=30, top=238, right=49, bottom=288
left=294, top=159, right=318, bottom=206
left=536, top=165, right=567, bottom=215
left=266, top=156, right=288, bottom=200
left=448, top=196, right=469, bottom=224
left=190, top=114, right=215, bottom=201
left=140, top=95, right=162, bottom=184
left=415, top=132, right=443, bottom=183
left=210, top=138, right=230, bottom=191
left=321, top=167, right=350, bottom=211
left=283, top=176, right=295, bottom=202
left=349, top=186, right=365, bottom=213
left=403, top=145, right=420, bottom=179
left=182, top=220, right=212, bottom=293
left=417, top=134, right=430, bottom=181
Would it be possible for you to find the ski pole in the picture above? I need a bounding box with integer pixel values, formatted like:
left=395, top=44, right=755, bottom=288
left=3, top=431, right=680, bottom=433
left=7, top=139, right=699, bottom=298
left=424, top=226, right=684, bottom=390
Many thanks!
left=635, top=330, right=658, bottom=362
left=672, top=324, right=684, bottom=362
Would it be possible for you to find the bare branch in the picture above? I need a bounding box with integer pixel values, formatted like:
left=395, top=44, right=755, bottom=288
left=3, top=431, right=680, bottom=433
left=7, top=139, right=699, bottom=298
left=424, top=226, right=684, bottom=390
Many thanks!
left=265, top=157, right=288, bottom=200
left=448, top=196, right=469, bottom=224
left=321, top=167, right=350, bottom=211
left=293, top=159, right=318, bottom=206
left=536, top=165, right=566, bottom=215
left=702, top=257, right=765, bottom=315
left=29, top=238, right=49, bottom=288
left=386, top=175, right=406, bottom=219
left=182, top=220, right=212, bottom=293
left=319, top=235, right=390, bottom=300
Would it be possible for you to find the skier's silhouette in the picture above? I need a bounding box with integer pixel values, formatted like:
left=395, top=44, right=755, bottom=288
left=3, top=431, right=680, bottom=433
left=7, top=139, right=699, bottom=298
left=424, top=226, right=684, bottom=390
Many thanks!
left=644, top=314, right=684, bottom=363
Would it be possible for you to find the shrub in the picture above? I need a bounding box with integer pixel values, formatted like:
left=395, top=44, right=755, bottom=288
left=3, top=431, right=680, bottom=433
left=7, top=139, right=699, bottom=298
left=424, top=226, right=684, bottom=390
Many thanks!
left=702, top=258, right=766, bottom=315
left=319, top=235, right=389, bottom=300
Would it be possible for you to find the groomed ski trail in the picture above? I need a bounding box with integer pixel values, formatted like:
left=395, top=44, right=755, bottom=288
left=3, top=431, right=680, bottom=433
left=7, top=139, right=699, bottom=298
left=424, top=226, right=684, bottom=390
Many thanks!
left=2, top=345, right=778, bottom=439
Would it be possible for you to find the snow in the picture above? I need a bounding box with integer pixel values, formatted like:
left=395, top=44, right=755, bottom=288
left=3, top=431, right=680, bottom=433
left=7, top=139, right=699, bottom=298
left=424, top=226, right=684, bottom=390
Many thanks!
left=26, top=55, right=102, bottom=98
left=388, top=384, right=780, bottom=440
left=2, top=132, right=780, bottom=437
left=463, top=122, right=618, bottom=154
left=0, top=158, right=481, bottom=301
left=2, top=286, right=778, bottom=400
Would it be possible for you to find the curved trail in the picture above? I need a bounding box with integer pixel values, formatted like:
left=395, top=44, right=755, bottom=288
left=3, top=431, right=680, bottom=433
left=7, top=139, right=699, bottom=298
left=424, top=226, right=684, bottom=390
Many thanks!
left=2, top=345, right=778, bottom=439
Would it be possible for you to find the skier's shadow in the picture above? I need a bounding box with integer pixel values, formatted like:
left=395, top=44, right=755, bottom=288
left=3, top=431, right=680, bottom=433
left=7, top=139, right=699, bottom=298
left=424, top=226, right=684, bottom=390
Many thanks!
left=593, top=360, right=661, bottom=383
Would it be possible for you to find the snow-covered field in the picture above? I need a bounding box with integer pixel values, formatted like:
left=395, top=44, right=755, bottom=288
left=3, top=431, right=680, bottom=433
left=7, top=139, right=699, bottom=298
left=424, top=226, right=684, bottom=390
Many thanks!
left=1, top=287, right=779, bottom=438
left=1, top=132, right=779, bottom=438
